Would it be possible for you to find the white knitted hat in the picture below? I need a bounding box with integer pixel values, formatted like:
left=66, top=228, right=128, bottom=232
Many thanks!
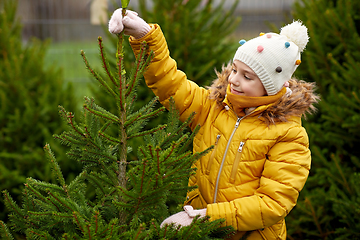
left=233, top=20, right=309, bottom=95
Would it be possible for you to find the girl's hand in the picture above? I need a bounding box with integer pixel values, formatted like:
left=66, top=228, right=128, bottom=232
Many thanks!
left=160, top=205, right=207, bottom=228
left=108, top=8, right=150, bottom=39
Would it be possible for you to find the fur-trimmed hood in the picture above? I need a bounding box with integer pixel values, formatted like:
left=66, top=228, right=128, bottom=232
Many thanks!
left=207, top=63, right=320, bottom=125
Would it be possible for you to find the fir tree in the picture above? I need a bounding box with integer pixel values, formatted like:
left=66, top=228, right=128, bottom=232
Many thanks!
left=1, top=2, right=234, bottom=239
left=284, top=0, right=360, bottom=239
left=0, top=0, right=78, bottom=222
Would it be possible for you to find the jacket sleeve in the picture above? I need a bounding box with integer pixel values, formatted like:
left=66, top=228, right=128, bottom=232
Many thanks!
left=129, top=24, right=212, bottom=130
left=207, top=124, right=311, bottom=231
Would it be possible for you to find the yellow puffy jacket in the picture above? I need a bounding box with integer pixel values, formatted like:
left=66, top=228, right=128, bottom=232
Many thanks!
left=130, top=24, right=319, bottom=240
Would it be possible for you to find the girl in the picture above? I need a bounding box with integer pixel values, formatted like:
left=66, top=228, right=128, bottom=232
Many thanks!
left=109, top=9, right=319, bottom=240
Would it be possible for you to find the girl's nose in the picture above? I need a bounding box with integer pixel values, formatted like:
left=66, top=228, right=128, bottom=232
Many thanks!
left=230, top=77, right=240, bottom=87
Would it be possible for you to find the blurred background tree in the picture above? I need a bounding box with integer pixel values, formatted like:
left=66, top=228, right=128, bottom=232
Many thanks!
left=284, top=0, right=360, bottom=239
left=0, top=0, right=80, bottom=223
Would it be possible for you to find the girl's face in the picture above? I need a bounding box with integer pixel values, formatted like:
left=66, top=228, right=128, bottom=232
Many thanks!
left=229, top=60, right=266, bottom=97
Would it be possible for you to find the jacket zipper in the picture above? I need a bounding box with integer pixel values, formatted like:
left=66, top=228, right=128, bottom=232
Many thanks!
left=206, top=134, right=221, bottom=174
left=230, top=141, right=245, bottom=183
left=213, top=117, right=241, bottom=203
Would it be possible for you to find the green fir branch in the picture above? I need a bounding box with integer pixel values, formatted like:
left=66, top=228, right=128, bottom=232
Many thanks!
left=126, top=106, right=165, bottom=135
left=24, top=180, right=48, bottom=203
left=67, top=171, right=88, bottom=198
left=125, top=45, right=144, bottom=98
left=2, top=190, right=24, bottom=219
left=81, top=50, right=117, bottom=98
left=47, top=191, right=74, bottom=213
left=160, top=140, right=183, bottom=164
left=178, top=124, right=200, bottom=154
left=125, top=42, right=153, bottom=98
left=27, top=178, right=65, bottom=198
left=99, top=120, right=113, bottom=133
left=160, top=112, right=196, bottom=149
left=99, top=131, right=122, bottom=144
left=127, top=124, right=167, bottom=140
left=72, top=211, right=87, bottom=235
left=125, top=97, right=161, bottom=127
left=98, top=36, right=118, bottom=87
left=54, top=132, right=84, bottom=147
left=84, top=103, right=120, bottom=124
left=26, top=228, right=56, bottom=240
left=66, top=111, right=85, bottom=137
left=138, top=41, right=154, bottom=73
left=0, top=221, right=14, bottom=240
left=85, top=172, right=110, bottom=197
left=44, top=144, right=67, bottom=192
left=84, top=148, right=117, bottom=164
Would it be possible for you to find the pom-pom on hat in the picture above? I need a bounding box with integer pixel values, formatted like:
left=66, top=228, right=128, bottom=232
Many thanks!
left=233, top=20, right=309, bottom=95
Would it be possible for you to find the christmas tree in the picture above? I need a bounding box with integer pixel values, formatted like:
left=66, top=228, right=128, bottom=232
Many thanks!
left=0, top=2, right=234, bottom=239
left=284, top=0, right=360, bottom=239
left=0, top=0, right=78, bottom=223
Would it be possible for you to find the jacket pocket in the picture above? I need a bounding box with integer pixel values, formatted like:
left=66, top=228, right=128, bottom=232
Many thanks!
left=230, top=141, right=246, bottom=183
left=206, top=134, right=221, bottom=174
left=184, top=188, right=200, bottom=206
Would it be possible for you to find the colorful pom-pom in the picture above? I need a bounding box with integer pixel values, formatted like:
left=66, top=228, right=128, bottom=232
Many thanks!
left=257, top=45, right=264, bottom=53
left=276, top=66, right=282, bottom=73
left=266, top=33, right=272, bottom=38
left=239, top=39, right=246, bottom=45
left=259, top=32, right=265, bottom=36
left=285, top=42, right=290, bottom=48
left=295, top=60, right=301, bottom=65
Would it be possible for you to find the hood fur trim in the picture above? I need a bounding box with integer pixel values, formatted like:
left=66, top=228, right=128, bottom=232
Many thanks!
left=207, top=63, right=320, bottom=125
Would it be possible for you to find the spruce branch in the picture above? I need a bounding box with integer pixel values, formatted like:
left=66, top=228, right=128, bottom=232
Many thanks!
left=82, top=148, right=117, bottom=164
left=73, top=211, right=86, bottom=234
left=178, top=124, right=200, bottom=154
left=125, top=45, right=144, bottom=98
left=66, top=112, right=85, bottom=137
left=0, top=220, right=14, bottom=240
left=24, top=180, right=47, bottom=203
left=44, top=144, right=68, bottom=194
left=81, top=50, right=117, bottom=98
left=98, top=36, right=117, bottom=87
left=99, top=131, right=122, bottom=144
left=125, top=97, right=164, bottom=130
left=127, top=124, right=167, bottom=140
left=83, top=104, right=120, bottom=124
left=47, top=191, right=73, bottom=212
left=2, top=190, right=24, bottom=219
left=125, top=42, right=154, bottom=98
left=86, top=171, right=115, bottom=196
left=99, top=120, right=112, bottom=133
left=26, top=178, right=64, bottom=197
left=160, top=111, right=196, bottom=149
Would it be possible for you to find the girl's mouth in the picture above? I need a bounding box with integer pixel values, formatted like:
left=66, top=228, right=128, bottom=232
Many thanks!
left=231, top=88, right=243, bottom=95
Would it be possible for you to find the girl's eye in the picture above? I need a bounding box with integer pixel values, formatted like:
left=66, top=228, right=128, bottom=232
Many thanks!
left=231, top=68, right=237, bottom=73
left=244, top=75, right=251, bottom=80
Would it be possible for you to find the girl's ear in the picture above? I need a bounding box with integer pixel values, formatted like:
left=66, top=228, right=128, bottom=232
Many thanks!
left=283, top=81, right=289, bottom=87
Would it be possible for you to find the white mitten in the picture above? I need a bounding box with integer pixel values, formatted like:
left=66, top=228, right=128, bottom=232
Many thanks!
left=108, top=8, right=125, bottom=34
left=160, top=205, right=207, bottom=228
left=108, top=8, right=150, bottom=39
